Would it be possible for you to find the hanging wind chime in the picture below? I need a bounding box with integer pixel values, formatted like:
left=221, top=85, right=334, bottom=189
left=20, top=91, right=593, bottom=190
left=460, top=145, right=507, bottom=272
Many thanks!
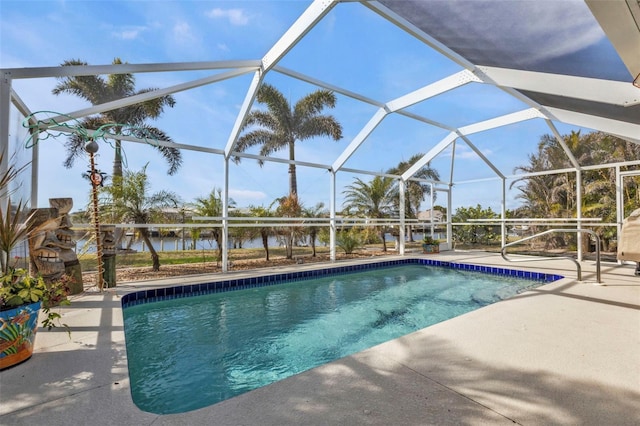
left=84, top=138, right=106, bottom=290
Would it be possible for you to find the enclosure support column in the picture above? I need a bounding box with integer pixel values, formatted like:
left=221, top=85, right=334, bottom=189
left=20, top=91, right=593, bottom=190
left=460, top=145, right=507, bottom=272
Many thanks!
left=0, top=73, right=10, bottom=197
left=0, top=73, right=10, bottom=270
left=448, top=140, right=456, bottom=250
left=29, top=128, right=39, bottom=207
left=398, top=180, right=405, bottom=255
left=329, top=170, right=336, bottom=262
left=430, top=183, right=435, bottom=239
left=615, top=166, right=622, bottom=263
left=576, top=169, right=583, bottom=261
left=222, top=157, right=229, bottom=273
left=447, top=183, right=453, bottom=249
left=501, top=178, right=506, bottom=247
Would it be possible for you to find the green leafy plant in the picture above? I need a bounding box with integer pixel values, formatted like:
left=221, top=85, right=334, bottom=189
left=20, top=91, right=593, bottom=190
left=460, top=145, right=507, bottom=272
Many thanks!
left=422, top=235, right=438, bottom=245
left=0, top=268, right=71, bottom=333
left=336, top=228, right=363, bottom=254
left=0, top=150, right=71, bottom=334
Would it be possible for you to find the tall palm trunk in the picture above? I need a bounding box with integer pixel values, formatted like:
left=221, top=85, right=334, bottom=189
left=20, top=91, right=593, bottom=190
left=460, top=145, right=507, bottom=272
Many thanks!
left=139, top=227, right=160, bottom=271
left=379, top=227, right=387, bottom=252
left=112, top=139, right=124, bottom=250
left=288, top=141, right=297, bottom=196
left=113, top=140, right=123, bottom=180
left=310, top=229, right=318, bottom=257
left=261, top=230, right=270, bottom=261
left=285, top=229, right=294, bottom=259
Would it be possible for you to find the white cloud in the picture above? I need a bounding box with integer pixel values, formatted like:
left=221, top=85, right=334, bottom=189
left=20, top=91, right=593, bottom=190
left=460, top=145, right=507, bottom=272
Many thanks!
left=113, top=27, right=146, bottom=40
left=441, top=144, right=493, bottom=161
left=205, top=8, right=249, bottom=26
left=173, top=21, right=195, bottom=43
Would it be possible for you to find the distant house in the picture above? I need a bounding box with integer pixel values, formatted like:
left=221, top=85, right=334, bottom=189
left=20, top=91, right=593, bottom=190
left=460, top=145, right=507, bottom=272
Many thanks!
left=417, top=209, right=444, bottom=223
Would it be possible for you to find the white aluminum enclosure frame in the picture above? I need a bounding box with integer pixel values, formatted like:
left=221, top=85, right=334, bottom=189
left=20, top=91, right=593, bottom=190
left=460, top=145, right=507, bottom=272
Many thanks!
left=2, top=0, right=640, bottom=272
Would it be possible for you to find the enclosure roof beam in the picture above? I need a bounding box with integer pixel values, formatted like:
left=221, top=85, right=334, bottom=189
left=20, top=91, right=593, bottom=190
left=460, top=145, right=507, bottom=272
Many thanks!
left=261, top=0, right=339, bottom=72
left=339, top=167, right=405, bottom=180
left=544, top=107, right=640, bottom=144
left=0, top=60, right=263, bottom=79
left=362, top=1, right=477, bottom=70
left=478, top=66, right=640, bottom=107
left=43, top=68, right=258, bottom=126
left=385, top=70, right=480, bottom=112
left=331, top=70, right=480, bottom=173
left=401, top=132, right=458, bottom=181
left=274, top=65, right=385, bottom=108
left=230, top=151, right=332, bottom=170
left=275, top=64, right=455, bottom=131
left=458, top=108, right=544, bottom=136
left=225, top=0, right=339, bottom=158
left=586, top=0, right=640, bottom=79
left=10, top=88, right=35, bottom=124
left=459, top=135, right=505, bottom=179
left=332, top=107, right=388, bottom=172
left=45, top=125, right=226, bottom=155
left=224, top=71, right=263, bottom=159
left=545, top=119, right=582, bottom=170
left=402, top=109, right=537, bottom=183
left=364, top=0, right=554, bottom=117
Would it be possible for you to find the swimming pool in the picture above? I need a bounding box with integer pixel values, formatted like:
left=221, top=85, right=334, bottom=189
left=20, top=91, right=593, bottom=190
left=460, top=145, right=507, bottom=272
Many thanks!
left=122, top=259, right=562, bottom=414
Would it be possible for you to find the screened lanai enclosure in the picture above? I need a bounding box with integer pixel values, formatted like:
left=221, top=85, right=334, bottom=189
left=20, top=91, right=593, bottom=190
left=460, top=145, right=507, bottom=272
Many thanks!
left=1, top=0, right=640, bottom=275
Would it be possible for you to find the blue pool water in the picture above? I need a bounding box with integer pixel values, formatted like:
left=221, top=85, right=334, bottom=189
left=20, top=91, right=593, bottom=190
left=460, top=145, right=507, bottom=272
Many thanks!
left=123, top=263, right=554, bottom=414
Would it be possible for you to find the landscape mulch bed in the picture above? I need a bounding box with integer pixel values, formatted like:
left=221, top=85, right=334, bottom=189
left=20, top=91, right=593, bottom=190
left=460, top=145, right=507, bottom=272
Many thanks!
left=81, top=250, right=391, bottom=287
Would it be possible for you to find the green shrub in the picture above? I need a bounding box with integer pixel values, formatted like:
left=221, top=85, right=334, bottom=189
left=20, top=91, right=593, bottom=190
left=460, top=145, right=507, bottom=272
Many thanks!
left=336, top=228, right=362, bottom=254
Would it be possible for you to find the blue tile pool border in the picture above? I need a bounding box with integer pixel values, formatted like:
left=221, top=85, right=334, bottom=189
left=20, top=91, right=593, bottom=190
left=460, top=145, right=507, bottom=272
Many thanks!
left=121, top=258, right=564, bottom=309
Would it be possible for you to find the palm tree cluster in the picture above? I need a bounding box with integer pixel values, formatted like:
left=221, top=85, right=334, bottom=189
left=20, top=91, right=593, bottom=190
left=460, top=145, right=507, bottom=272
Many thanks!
left=191, top=188, right=236, bottom=261
left=50, top=73, right=443, bottom=267
left=512, top=131, right=640, bottom=250
left=342, top=157, right=440, bottom=251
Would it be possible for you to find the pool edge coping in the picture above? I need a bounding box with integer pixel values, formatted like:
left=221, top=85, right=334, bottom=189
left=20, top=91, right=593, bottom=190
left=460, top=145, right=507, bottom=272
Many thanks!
left=121, top=257, right=564, bottom=309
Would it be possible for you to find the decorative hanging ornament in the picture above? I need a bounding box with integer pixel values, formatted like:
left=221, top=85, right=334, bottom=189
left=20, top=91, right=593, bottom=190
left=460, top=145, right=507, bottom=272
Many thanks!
left=84, top=139, right=99, bottom=154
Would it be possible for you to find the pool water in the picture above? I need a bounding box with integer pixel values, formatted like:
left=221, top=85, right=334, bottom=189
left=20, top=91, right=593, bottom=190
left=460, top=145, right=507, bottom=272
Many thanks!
left=123, top=264, right=546, bottom=414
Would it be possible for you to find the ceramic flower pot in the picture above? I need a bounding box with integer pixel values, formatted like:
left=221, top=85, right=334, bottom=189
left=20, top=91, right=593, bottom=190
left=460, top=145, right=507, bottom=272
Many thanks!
left=422, top=244, right=440, bottom=254
left=0, top=301, right=42, bottom=370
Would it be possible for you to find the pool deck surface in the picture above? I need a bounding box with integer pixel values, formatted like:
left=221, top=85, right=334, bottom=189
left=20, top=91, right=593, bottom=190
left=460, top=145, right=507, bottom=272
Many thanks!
left=1, top=251, right=639, bottom=425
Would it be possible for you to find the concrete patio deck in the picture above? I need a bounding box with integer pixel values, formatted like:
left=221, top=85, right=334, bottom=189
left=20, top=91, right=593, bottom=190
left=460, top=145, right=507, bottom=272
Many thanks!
left=1, top=252, right=639, bottom=425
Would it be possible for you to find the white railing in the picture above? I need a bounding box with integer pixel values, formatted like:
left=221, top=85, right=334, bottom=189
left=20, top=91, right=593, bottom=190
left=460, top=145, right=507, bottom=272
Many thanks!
left=501, top=228, right=601, bottom=284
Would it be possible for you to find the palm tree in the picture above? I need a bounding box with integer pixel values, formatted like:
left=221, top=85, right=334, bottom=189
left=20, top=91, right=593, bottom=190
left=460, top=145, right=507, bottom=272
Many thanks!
left=235, top=83, right=343, bottom=196
left=387, top=154, right=440, bottom=242
left=342, top=176, right=396, bottom=251
left=303, top=202, right=327, bottom=257
left=249, top=205, right=274, bottom=261
left=99, top=165, right=180, bottom=271
left=191, top=189, right=236, bottom=262
left=273, top=193, right=303, bottom=259
left=52, top=58, right=182, bottom=179
left=512, top=131, right=640, bottom=250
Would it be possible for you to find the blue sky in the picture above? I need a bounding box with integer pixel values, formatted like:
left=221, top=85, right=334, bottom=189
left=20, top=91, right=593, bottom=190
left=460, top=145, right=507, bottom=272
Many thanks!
left=1, top=0, right=608, bottom=215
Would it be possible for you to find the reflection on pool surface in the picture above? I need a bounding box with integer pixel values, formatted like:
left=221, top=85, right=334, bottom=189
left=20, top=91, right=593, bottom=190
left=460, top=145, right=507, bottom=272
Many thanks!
left=123, top=263, right=559, bottom=414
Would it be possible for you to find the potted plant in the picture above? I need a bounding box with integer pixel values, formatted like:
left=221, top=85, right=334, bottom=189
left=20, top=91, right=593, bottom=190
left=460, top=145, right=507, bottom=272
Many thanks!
left=0, top=268, right=70, bottom=369
left=0, top=151, right=70, bottom=369
left=422, top=235, right=440, bottom=254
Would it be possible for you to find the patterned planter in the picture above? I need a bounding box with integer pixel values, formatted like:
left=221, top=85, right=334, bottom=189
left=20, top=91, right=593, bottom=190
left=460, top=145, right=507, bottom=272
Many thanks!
left=0, top=301, right=41, bottom=370
left=422, top=244, right=440, bottom=254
